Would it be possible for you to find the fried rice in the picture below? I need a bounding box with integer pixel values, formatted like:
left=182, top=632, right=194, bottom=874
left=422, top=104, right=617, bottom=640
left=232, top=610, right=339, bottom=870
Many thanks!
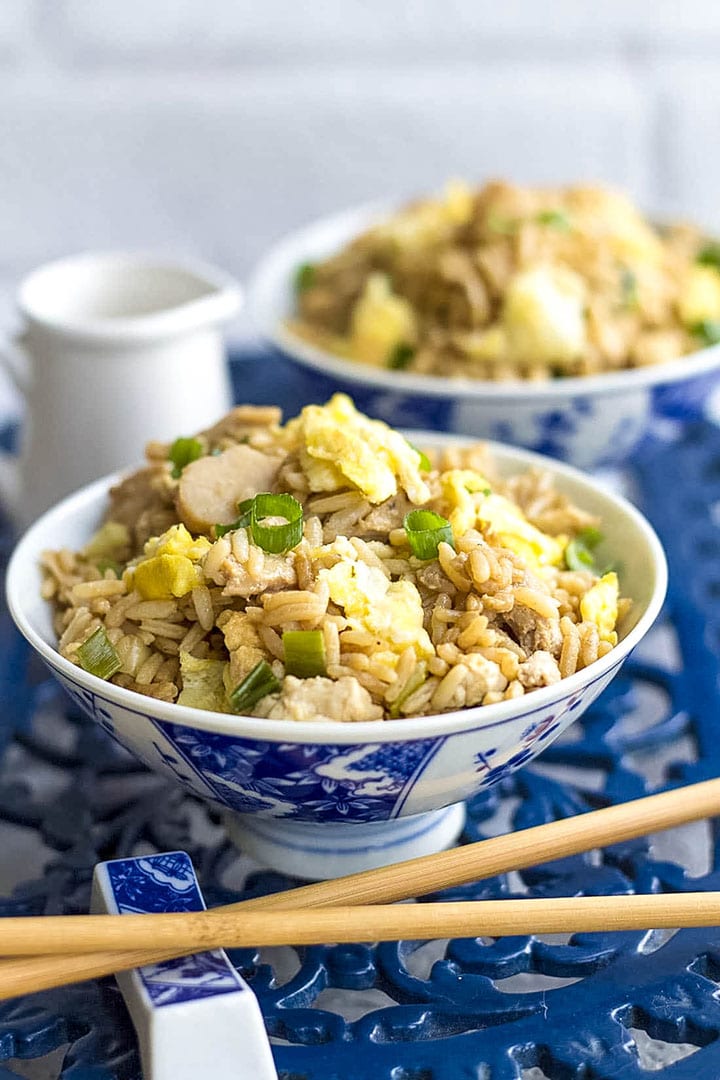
left=41, top=396, right=630, bottom=722
left=292, top=179, right=720, bottom=380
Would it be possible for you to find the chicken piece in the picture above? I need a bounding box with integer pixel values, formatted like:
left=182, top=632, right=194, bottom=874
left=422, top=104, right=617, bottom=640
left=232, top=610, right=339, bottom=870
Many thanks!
left=354, top=493, right=413, bottom=540
left=108, top=466, right=176, bottom=554
left=462, top=654, right=508, bottom=706
left=176, top=444, right=283, bottom=535
left=517, top=650, right=562, bottom=688
left=208, top=546, right=297, bottom=598
left=252, top=675, right=384, bottom=722
left=217, top=611, right=266, bottom=686
left=503, top=602, right=562, bottom=656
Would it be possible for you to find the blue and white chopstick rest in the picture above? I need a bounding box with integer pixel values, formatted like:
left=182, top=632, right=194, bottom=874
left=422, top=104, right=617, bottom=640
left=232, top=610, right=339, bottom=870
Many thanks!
left=91, top=851, right=277, bottom=1080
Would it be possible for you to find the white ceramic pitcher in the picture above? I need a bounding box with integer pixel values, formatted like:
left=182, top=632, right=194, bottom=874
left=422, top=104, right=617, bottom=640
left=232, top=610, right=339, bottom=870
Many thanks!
left=1, top=252, right=242, bottom=527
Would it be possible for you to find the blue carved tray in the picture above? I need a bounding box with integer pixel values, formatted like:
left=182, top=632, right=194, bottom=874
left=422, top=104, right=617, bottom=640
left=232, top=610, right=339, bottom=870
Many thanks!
left=1, top=352, right=720, bottom=1079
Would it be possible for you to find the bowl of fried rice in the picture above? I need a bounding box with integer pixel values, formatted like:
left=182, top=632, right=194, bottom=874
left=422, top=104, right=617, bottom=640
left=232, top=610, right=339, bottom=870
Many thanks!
left=7, top=397, right=666, bottom=879
left=248, top=180, right=720, bottom=470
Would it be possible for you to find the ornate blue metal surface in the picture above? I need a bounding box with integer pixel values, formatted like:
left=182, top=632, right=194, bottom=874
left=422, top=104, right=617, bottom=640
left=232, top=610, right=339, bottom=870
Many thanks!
left=1, top=359, right=720, bottom=1078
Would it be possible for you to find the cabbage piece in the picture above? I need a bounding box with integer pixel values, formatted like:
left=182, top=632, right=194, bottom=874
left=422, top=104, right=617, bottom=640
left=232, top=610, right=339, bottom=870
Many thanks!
left=177, top=651, right=231, bottom=713
left=82, top=521, right=130, bottom=561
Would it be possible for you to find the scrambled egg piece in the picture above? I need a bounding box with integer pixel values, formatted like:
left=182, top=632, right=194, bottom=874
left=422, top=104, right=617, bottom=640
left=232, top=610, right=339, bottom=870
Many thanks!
left=503, top=265, right=587, bottom=368
left=129, top=524, right=211, bottom=600
left=291, top=394, right=430, bottom=505
left=441, top=470, right=566, bottom=568
left=444, top=178, right=475, bottom=224
left=580, top=571, right=619, bottom=644
left=371, top=179, right=474, bottom=250
left=678, top=266, right=720, bottom=326
left=568, top=187, right=666, bottom=265
left=144, top=524, right=212, bottom=563
left=349, top=273, right=417, bottom=366
left=455, top=326, right=507, bottom=364
left=321, top=555, right=433, bottom=663
left=441, top=470, right=492, bottom=537
left=478, top=494, right=567, bottom=568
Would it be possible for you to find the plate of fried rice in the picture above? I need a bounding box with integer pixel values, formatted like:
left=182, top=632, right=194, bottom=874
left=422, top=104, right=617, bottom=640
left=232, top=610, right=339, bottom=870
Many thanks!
left=273, top=180, right=720, bottom=383
left=34, top=395, right=644, bottom=724
left=249, top=183, right=720, bottom=471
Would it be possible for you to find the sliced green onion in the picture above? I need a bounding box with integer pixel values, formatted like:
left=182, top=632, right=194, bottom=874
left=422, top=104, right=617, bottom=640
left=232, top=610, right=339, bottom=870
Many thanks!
left=283, top=630, right=326, bottom=678
left=96, top=558, right=122, bottom=578
left=536, top=209, right=571, bottom=231
left=565, top=527, right=604, bottom=573
left=387, top=342, right=416, bottom=370
left=620, top=267, right=639, bottom=310
left=578, top=525, right=603, bottom=548
left=169, top=436, right=203, bottom=479
left=692, top=320, right=720, bottom=348
left=214, top=498, right=254, bottom=538
left=390, top=662, right=427, bottom=719
left=294, top=262, right=317, bottom=292
left=565, top=538, right=596, bottom=572
left=486, top=212, right=518, bottom=235
left=77, top=627, right=121, bottom=681
left=697, top=243, right=720, bottom=271
left=228, top=660, right=280, bottom=714
left=404, top=510, right=454, bottom=560
left=406, top=440, right=431, bottom=472
left=251, top=493, right=304, bottom=554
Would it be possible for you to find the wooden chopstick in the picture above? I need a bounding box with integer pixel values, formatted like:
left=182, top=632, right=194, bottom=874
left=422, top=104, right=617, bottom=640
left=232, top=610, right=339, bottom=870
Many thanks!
left=2, top=893, right=720, bottom=960
left=2, top=776, right=720, bottom=999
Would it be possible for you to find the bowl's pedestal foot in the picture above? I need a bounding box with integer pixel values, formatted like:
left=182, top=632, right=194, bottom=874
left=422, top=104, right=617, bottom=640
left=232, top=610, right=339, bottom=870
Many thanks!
left=224, top=802, right=467, bottom=880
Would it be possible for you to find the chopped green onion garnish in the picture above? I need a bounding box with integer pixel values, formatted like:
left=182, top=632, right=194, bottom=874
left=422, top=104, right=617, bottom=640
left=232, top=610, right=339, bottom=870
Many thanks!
left=536, top=209, right=571, bottom=231
left=565, top=527, right=604, bottom=573
left=96, top=558, right=122, bottom=578
left=565, top=538, right=596, bottom=572
left=283, top=630, right=326, bottom=678
left=406, top=440, right=431, bottom=472
left=169, top=436, right=203, bottom=479
left=214, top=498, right=254, bottom=538
left=578, top=525, right=603, bottom=548
left=620, top=267, right=639, bottom=310
left=294, top=262, right=317, bottom=292
left=387, top=342, right=416, bottom=370
left=404, top=510, right=454, bottom=560
left=697, top=243, right=720, bottom=271
left=77, top=627, right=121, bottom=681
left=692, top=320, right=720, bottom=348
left=390, top=662, right=427, bottom=719
left=228, top=660, right=280, bottom=713
left=251, top=493, right=304, bottom=554
left=486, top=212, right=518, bottom=235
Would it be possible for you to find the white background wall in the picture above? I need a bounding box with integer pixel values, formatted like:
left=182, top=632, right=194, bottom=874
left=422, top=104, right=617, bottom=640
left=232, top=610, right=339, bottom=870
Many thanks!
left=0, top=0, right=718, bottom=341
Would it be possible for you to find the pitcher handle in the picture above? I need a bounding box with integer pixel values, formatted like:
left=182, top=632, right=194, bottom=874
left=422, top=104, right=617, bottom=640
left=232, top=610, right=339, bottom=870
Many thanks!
left=0, top=332, right=30, bottom=396
left=0, top=332, right=29, bottom=523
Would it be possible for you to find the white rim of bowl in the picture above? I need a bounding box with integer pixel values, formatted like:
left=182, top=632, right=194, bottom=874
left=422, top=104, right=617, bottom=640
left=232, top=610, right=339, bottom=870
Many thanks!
left=247, top=199, right=720, bottom=398
left=7, top=440, right=668, bottom=745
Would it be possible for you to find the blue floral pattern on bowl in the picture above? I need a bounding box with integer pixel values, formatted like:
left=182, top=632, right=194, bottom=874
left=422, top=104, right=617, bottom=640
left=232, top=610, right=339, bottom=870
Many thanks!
left=53, top=657, right=620, bottom=832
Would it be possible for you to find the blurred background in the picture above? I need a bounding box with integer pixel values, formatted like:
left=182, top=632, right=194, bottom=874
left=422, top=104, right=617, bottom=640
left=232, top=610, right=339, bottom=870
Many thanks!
left=0, top=0, right=715, bottom=345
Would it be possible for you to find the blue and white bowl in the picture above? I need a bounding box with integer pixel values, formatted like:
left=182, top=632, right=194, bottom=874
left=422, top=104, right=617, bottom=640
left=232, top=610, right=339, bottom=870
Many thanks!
left=247, top=202, right=720, bottom=471
left=6, top=438, right=667, bottom=880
